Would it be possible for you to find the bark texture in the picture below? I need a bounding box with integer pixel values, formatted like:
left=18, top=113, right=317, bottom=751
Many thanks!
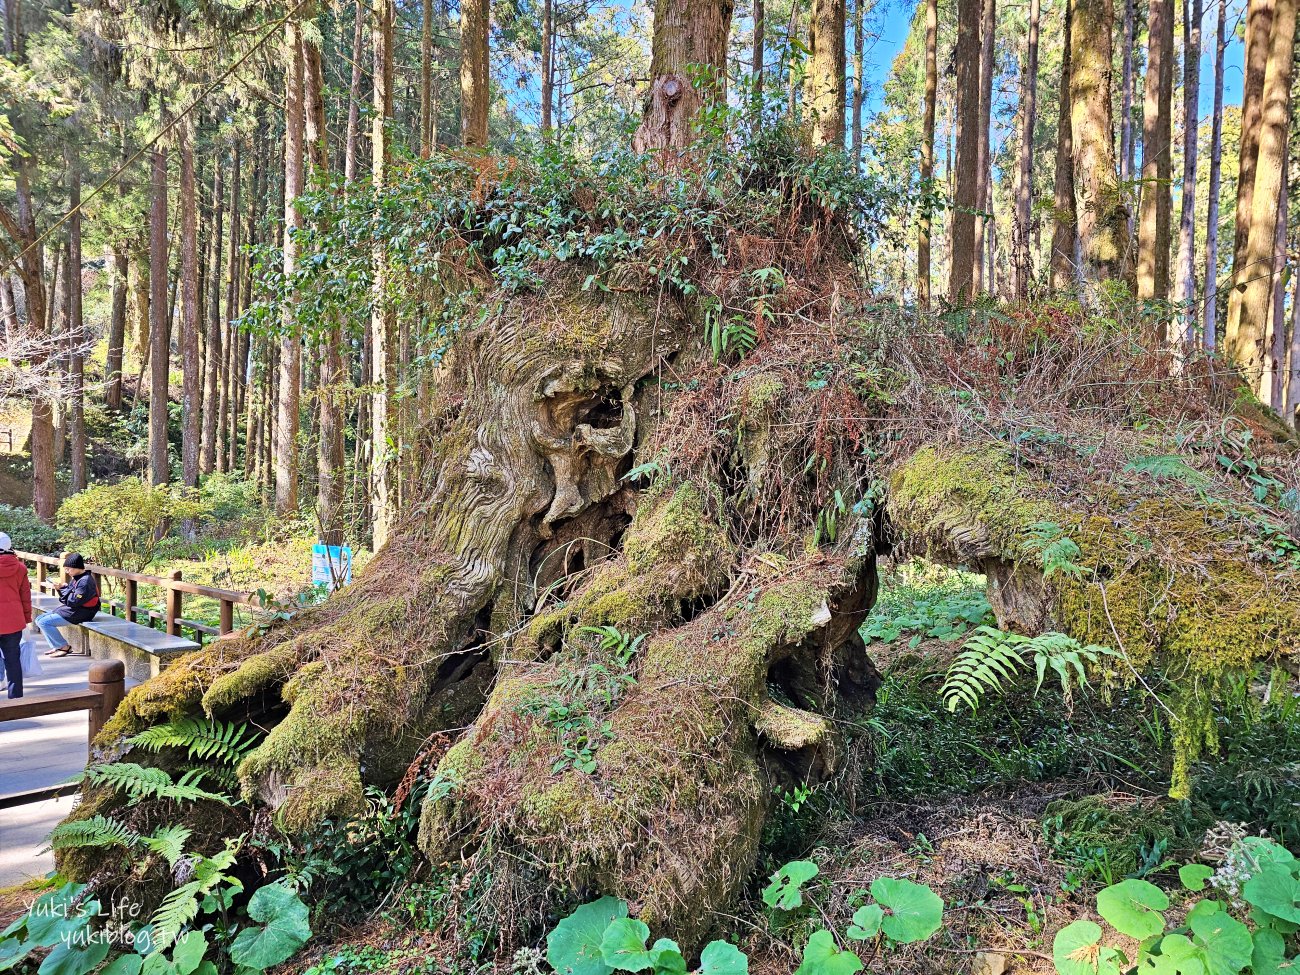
left=1136, top=0, right=1174, bottom=300
left=632, top=0, right=734, bottom=154
left=805, top=0, right=846, bottom=147
left=460, top=0, right=490, bottom=148
left=949, top=0, right=981, bottom=301
left=1068, top=0, right=1130, bottom=285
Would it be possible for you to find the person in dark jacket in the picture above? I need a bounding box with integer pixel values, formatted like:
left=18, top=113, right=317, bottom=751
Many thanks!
left=0, top=532, right=33, bottom=698
left=37, top=552, right=99, bottom=658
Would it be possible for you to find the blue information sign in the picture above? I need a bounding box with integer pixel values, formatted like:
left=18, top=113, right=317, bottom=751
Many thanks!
left=311, top=543, right=353, bottom=590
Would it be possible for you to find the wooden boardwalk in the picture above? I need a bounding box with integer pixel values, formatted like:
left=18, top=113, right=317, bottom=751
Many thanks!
left=0, top=630, right=138, bottom=887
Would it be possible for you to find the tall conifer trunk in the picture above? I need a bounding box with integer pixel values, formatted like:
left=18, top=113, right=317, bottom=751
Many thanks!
left=919, top=0, right=937, bottom=308
left=633, top=0, right=734, bottom=154
left=1137, top=0, right=1174, bottom=300
left=148, top=141, right=170, bottom=487
left=949, top=0, right=981, bottom=300
left=1202, top=0, right=1227, bottom=349
left=277, top=20, right=305, bottom=515
left=1050, top=0, right=1078, bottom=288
left=460, top=0, right=489, bottom=147
left=1175, top=0, right=1202, bottom=320
left=1013, top=0, right=1040, bottom=299
left=1069, top=0, right=1129, bottom=283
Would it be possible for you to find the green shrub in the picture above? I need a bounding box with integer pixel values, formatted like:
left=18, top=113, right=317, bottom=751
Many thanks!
left=1188, top=689, right=1300, bottom=846
left=0, top=503, right=60, bottom=553
left=57, top=477, right=211, bottom=571
left=1041, top=795, right=1191, bottom=886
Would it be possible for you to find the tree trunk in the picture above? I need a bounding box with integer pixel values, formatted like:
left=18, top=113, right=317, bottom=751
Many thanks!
left=180, top=120, right=202, bottom=493
left=1119, top=0, right=1135, bottom=189
left=949, top=0, right=981, bottom=301
left=309, top=31, right=346, bottom=546
left=460, top=0, right=489, bottom=148
left=106, top=249, right=128, bottom=411
left=1230, top=0, right=1276, bottom=280
left=1174, top=0, right=1202, bottom=320
left=633, top=0, right=734, bottom=154
left=12, top=160, right=56, bottom=519
left=1013, top=0, right=1040, bottom=300
left=1136, top=0, right=1174, bottom=300
left=1225, top=0, right=1296, bottom=384
left=372, top=0, right=396, bottom=547
left=973, top=0, right=995, bottom=294
left=344, top=0, right=365, bottom=182
left=919, top=0, right=937, bottom=308
left=1266, top=153, right=1289, bottom=406
left=1286, top=254, right=1300, bottom=422
left=202, top=151, right=225, bottom=476
left=278, top=20, right=306, bottom=516
left=1202, top=0, right=1227, bottom=351
left=68, top=154, right=86, bottom=494
left=421, top=0, right=434, bottom=154
left=751, top=0, right=763, bottom=129
left=805, top=0, right=846, bottom=147
left=149, top=142, right=170, bottom=487
left=1050, top=0, right=1078, bottom=289
left=1069, top=0, right=1129, bottom=284
left=851, top=0, right=864, bottom=160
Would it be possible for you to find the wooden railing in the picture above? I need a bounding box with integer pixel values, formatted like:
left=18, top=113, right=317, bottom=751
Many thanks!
left=0, top=660, right=125, bottom=809
left=17, top=550, right=261, bottom=644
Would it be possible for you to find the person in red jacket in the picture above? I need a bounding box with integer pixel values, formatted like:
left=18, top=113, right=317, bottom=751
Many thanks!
left=0, top=532, right=33, bottom=698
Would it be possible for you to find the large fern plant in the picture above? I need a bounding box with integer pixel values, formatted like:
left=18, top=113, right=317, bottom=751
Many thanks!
left=940, top=626, right=1117, bottom=712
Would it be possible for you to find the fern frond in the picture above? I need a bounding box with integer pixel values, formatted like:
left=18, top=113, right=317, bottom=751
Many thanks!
left=46, top=815, right=138, bottom=852
left=128, top=717, right=258, bottom=767
left=82, top=762, right=232, bottom=806
left=141, top=824, right=192, bottom=868
left=941, top=626, right=1030, bottom=712
left=943, top=627, right=1116, bottom=712
left=149, top=841, right=242, bottom=949
left=150, top=879, right=204, bottom=949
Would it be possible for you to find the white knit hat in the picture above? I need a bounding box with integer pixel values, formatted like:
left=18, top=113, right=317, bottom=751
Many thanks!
left=0, top=532, right=11, bottom=552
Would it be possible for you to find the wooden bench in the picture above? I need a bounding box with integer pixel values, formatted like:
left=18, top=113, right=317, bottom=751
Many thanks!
left=32, top=594, right=199, bottom=681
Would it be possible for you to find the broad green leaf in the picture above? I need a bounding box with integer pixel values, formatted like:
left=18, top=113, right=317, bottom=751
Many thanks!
left=37, top=939, right=110, bottom=975
left=1148, top=935, right=1204, bottom=975
left=763, top=861, right=819, bottom=912
left=1179, top=866, right=1214, bottom=892
left=547, top=897, right=628, bottom=975
left=793, top=930, right=862, bottom=975
left=1243, top=864, right=1300, bottom=923
left=0, top=937, right=36, bottom=973
left=845, top=904, right=884, bottom=941
left=1053, top=920, right=1124, bottom=975
left=228, top=884, right=311, bottom=971
left=101, top=956, right=145, bottom=975
left=647, top=939, right=685, bottom=975
left=870, top=877, right=943, bottom=943
left=171, top=931, right=207, bottom=975
left=1249, top=929, right=1292, bottom=975
left=1187, top=905, right=1252, bottom=975
left=24, top=886, right=95, bottom=948
left=698, top=941, right=748, bottom=975
left=1097, top=880, right=1169, bottom=940
left=599, top=918, right=653, bottom=972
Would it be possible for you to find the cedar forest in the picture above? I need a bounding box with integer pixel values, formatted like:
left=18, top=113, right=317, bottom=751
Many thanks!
left=3, top=0, right=1300, bottom=973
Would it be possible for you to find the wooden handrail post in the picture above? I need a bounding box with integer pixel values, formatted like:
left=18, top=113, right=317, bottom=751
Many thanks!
left=165, top=569, right=182, bottom=636
left=35, top=559, right=46, bottom=591
left=60, top=551, right=70, bottom=585
left=125, top=578, right=137, bottom=623
left=87, top=660, right=125, bottom=745
left=219, top=599, right=233, bottom=635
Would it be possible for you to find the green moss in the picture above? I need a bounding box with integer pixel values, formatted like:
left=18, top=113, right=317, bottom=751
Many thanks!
left=888, top=445, right=1053, bottom=555
left=888, top=443, right=1300, bottom=801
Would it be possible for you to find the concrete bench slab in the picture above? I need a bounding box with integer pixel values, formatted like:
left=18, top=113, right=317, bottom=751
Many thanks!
left=31, top=593, right=199, bottom=680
